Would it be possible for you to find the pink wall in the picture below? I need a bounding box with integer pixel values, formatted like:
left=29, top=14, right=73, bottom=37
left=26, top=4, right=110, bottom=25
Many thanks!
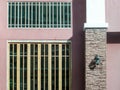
left=106, top=0, right=120, bottom=32
left=107, top=44, right=120, bottom=90
left=2, top=0, right=120, bottom=90
left=0, top=40, right=7, bottom=90
left=0, top=0, right=86, bottom=90
left=1, top=0, right=120, bottom=90
left=106, top=0, right=120, bottom=90
left=0, top=0, right=73, bottom=40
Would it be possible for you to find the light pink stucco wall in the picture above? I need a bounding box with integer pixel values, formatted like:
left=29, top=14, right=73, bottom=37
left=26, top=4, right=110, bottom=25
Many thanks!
left=2, top=0, right=120, bottom=90
left=0, top=0, right=72, bottom=89
left=1, top=0, right=120, bottom=90
left=0, top=0, right=86, bottom=90
left=107, top=44, right=120, bottom=90
left=106, top=0, right=120, bottom=90
left=0, top=40, right=7, bottom=90
left=0, top=0, right=73, bottom=41
left=106, top=0, right=120, bottom=32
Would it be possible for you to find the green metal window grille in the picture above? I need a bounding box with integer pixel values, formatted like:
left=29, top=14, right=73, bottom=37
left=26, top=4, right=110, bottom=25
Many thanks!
left=8, top=2, right=71, bottom=28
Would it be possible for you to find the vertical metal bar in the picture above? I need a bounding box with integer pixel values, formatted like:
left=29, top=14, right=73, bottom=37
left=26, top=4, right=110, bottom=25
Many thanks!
left=8, top=43, right=9, bottom=90
left=42, top=2, right=43, bottom=28
left=57, top=2, right=58, bottom=28
left=46, top=2, right=48, bottom=28
left=60, top=2, right=61, bottom=28
left=31, top=2, right=33, bottom=28
left=21, top=2, right=22, bottom=28
left=25, top=2, right=26, bottom=28
left=67, top=3, right=69, bottom=27
left=44, top=44, right=45, bottom=90
left=65, top=44, right=66, bottom=90
left=48, top=44, right=52, bottom=90
left=18, top=2, right=19, bottom=27
left=59, top=44, right=62, bottom=90
left=52, top=3, right=54, bottom=27
left=33, top=44, right=35, bottom=90
left=13, top=44, right=14, bottom=90
left=44, top=44, right=46, bottom=90
left=23, top=44, right=24, bottom=90
left=28, top=2, right=30, bottom=28
left=17, top=44, right=20, bottom=90
left=63, top=3, right=65, bottom=28
left=10, top=2, right=12, bottom=27
left=49, top=2, right=51, bottom=28
left=36, top=2, right=37, bottom=27
left=54, top=45, right=56, bottom=90
left=39, top=2, right=40, bottom=28
left=65, top=44, right=67, bottom=90
left=69, top=44, right=72, bottom=90
left=14, top=2, right=16, bottom=27
left=38, top=44, right=41, bottom=90
left=7, top=2, right=10, bottom=26
left=27, top=44, right=31, bottom=90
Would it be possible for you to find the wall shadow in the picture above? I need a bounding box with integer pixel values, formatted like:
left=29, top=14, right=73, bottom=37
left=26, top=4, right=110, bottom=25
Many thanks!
left=71, top=0, right=86, bottom=90
left=107, top=32, right=120, bottom=43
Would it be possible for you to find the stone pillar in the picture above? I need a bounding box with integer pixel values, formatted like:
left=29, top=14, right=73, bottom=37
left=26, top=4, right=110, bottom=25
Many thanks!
left=85, top=28, right=107, bottom=90
left=84, top=0, right=108, bottom=89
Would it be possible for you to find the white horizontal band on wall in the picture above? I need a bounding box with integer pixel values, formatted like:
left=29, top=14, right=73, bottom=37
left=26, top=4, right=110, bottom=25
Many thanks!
left=7, top=40, right=71, bottom=43
left=84, top=23, right=108, bottom=29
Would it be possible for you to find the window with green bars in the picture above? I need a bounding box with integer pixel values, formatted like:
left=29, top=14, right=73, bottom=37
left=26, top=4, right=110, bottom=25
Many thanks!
left=8, top=2, right=71, bottom=28
left=8, top=42, right=72, bottom=90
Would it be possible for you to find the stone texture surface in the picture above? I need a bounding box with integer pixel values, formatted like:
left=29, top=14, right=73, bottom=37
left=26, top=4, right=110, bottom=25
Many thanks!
left=85, top=29, right=106, bottom=90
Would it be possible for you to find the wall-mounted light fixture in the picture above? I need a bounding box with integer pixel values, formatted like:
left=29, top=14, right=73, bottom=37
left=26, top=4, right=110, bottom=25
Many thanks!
left=89, top=54, right=101, bottom=70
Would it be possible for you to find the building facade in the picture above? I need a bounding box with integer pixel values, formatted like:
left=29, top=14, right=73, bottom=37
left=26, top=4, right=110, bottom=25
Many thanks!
left=0, top=0, right=120, bottom=90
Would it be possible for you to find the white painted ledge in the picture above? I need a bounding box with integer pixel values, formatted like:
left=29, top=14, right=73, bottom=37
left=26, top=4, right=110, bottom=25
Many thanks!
left=7, top=40, right=71, bottom=43
left=84, top=23, right=108, bottom=29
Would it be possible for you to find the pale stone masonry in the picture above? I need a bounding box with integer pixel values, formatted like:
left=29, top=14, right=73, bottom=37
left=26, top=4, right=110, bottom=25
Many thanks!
left=85, top=29, right=106, bottom=90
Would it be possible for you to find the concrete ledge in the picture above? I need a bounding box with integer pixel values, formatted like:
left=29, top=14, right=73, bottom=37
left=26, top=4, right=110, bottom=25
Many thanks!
left=84, top=23, right=108, bottom=29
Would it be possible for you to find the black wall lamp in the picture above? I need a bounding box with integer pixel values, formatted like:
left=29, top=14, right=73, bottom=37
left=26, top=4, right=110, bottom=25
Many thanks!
left=89, top=54, right=102, bottom=70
